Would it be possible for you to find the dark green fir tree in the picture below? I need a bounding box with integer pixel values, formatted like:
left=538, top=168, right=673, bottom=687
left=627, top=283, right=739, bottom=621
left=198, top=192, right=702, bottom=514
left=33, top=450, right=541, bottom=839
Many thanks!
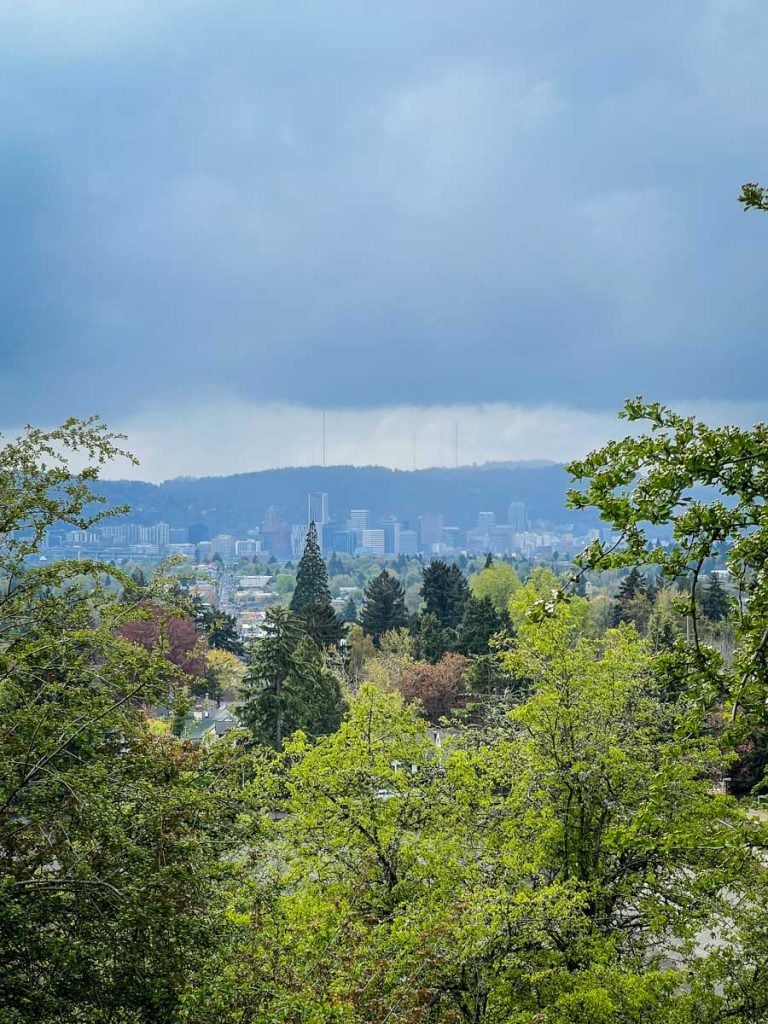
left=341, top=595, right=358, bottom=623
left=359, top=570, right=408, bottom=644
left=611, top=568, right=647, bottom=627
left=197, top=607, right=244, bottom=656
left=421, top=559, right=469, bottom=629
left=414, top=611, right=452, bottom=664
left=702, top=573, right=730, bottom=622
left=290, top=522, right=344, bottom=647
left=239, top=607, right=345, bottom=750
left=456, top=594, right=505, bottom=656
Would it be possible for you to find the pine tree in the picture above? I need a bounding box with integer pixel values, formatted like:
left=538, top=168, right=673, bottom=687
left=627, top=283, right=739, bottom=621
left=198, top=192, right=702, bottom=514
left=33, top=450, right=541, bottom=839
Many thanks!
left=197, top=607, right=244, bottom=656
left=414, top=611, right=452, bottom=664
left=291, top=523, right=331, bottom=611
left=359, top=570, right=408, bottom=644
left=484, top=552, right=494, bottom=569
left=702, top=573, right=730, bottom=622
left=421, top=560, right=469, bottom=630
left=239, top=608, right=345, bottom=749
left=456, top=595, right=504, bottom=656
left=611, top=568, right=647, bottom=627
left=342, top=595, right=358, bottom=623
left=290, top=522, right=344, bottom=646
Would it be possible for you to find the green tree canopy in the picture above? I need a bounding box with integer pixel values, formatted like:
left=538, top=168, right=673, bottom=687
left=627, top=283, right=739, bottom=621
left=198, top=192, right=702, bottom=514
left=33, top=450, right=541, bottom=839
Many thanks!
left=456, top=593, right=506, bottom=656
left=240, top=607, right=345, bottom=749
left=469, top=560, right=521, bottom=614
left=0, top=419, right=250, bottom=1023
left=567, top=397, right=768, bottom=723
left=289, top=523, right=343, bottom=646
left=421, top=559, right=469, bottom=629
left=360, top=570, right=408, bottom=644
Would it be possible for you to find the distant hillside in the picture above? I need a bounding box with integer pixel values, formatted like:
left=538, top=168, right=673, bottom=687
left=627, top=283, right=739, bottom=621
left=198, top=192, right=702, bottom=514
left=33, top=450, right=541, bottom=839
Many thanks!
left=94, top=462, right=600, bottom=534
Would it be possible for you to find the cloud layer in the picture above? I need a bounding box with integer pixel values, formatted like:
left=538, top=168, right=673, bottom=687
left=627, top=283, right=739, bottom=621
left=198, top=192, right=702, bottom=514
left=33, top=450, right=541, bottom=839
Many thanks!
left=94, top=398, right=766, bottom=482
left=1, top=1, right=767, bottom=452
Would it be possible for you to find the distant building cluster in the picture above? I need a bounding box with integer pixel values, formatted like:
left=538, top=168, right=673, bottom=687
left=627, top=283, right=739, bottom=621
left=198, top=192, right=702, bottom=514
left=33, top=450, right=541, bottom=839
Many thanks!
left=39, top=490, right=606, bottom=565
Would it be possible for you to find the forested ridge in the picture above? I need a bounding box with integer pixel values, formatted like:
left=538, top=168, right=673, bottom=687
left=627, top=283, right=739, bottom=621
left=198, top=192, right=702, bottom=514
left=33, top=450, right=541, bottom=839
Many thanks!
left=94, top=462, right=594, bottom=532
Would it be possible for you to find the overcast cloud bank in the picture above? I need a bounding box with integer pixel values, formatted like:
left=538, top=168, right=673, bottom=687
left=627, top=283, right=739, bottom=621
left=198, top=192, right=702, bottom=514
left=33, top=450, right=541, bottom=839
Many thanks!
left=1, top=1, right=766, bottom=472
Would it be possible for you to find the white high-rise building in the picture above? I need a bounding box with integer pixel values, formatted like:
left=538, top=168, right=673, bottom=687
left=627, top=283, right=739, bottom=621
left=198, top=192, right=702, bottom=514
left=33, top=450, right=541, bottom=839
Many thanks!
left=348, top=509, right=370, bottom=530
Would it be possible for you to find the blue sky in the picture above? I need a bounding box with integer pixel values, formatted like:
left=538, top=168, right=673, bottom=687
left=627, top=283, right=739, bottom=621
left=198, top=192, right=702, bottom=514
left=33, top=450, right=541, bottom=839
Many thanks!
left=2, top=1, right=767, bottom=477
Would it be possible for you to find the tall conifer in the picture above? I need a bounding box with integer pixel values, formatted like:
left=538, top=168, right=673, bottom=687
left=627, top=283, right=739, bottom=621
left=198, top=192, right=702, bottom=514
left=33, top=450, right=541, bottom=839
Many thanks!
left=360, top=570, right=408, bottom=644
left=290, top=523, right=344, bottom=646
left=421, top=559, right=469, bottom=629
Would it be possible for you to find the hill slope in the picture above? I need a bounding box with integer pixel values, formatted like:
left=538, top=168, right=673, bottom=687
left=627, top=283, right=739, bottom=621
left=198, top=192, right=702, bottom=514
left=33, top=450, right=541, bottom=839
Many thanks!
left=95, top=463, right=597, bottom=534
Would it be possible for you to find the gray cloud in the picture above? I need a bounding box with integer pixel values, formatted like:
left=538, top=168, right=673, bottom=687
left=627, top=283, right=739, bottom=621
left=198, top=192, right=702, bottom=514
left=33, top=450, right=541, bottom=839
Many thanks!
left=1, top=1, right=767, bottom=432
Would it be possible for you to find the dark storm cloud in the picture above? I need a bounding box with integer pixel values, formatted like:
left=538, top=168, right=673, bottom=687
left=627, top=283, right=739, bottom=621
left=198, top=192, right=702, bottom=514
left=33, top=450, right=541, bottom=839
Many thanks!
left=1, top=0, right=767, bottom=423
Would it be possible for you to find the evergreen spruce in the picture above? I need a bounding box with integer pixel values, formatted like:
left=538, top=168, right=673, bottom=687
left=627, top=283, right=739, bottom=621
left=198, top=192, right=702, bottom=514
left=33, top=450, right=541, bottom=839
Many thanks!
left=359, top=570, right=408, bottom=644
left=342, top=595, right=358, bottom=623
left=239, top=607, right=345, bottom=749
left=197, top=607, right=244, bottom=656
left=421, top=559, right=469, bottom=629
left=611, top=568, right=647, bottom=627
left=291, top=523, right=331, bottom=610
left=457, top=594, right=505, bottom=656
left=414, top=611, right=452, bottom=664
left=290, top=522, right=344, bottom=647
left=702, top=573, right=730, bottom=622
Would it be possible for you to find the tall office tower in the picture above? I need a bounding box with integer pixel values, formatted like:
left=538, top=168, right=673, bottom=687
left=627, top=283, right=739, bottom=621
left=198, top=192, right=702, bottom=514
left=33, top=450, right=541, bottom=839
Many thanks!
left=418, top=513, right=443, bottom=550
left=477, top=511, right=495, bottom=529
left=381, top=518, right=401, bottom=555
left=291, top=524, right=309, bottom=560
left=398, top=529, right=419, bottom=557
left=263, top=505, right=283, bottom=531
left=308, top=491, right=330, bottom=526
left=348, top=509, right=370, bottom=530
left=507, top=501, right=527, bottom=533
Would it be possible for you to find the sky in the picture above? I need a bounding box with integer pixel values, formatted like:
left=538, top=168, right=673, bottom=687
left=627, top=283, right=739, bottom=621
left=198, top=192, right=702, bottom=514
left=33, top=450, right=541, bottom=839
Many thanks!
left=1, top=1, right=767, bottom=480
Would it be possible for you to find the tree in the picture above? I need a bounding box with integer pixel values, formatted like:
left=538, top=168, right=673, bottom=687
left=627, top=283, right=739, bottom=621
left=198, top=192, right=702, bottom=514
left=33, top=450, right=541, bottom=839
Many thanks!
left=118, top=604, right=206, bottom=681
left=456, top=593, right=505, bottom=656
left=413, top=610, right=452, bottom=664
left=341, top=594, right=358, bottom=623
left=611, top=567, right=648, bottom=626
left=470, top=560, right=522, bottom=614
left=702, top=573, right=730, bottom=623
left=739, top=180, right=768, bottom=212
left=567, top=397, right=768, bottom=723
left=194, top=647, right=246, bottom=701
left=0, top=419, right=249, bottom=1023
left=359, top=570, right=408, bottom=644
left=486, top=610, right=755, bottom=1019
left=240, top=607, right=344, bottom=749
left=421, top=559, right=469, bottom=629
left=289, top=522, right=343, bottom=647
left=290, top=522, right=330, bottom=611
left=198, top=606, right=245, bottom=655
left=399, top=653, right=468, bottom=722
